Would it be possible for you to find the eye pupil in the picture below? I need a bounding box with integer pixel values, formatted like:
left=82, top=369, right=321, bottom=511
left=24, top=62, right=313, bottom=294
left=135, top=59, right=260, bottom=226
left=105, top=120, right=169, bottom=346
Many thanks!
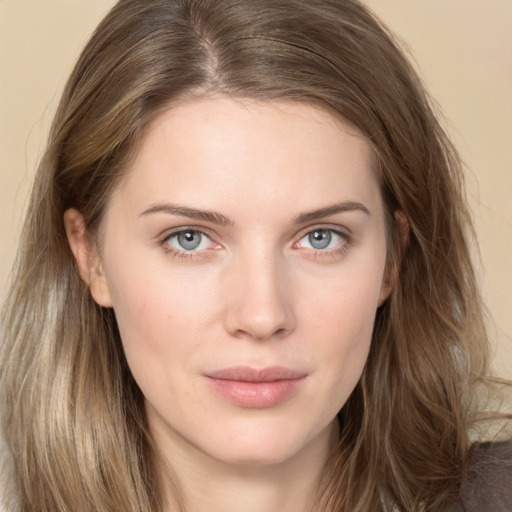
left=178, top=231, right=202, bottom=250
left=309, top=229, right=331, bottom=249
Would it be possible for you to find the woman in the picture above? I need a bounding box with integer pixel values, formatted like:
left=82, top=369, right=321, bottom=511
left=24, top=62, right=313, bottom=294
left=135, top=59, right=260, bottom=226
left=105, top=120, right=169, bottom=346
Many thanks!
left=1, top=0, right=510, bottom=511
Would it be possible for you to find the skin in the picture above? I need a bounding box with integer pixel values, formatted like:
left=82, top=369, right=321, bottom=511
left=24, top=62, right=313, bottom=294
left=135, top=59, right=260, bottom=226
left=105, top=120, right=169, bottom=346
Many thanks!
left=65, top=97, right=394, bottom=512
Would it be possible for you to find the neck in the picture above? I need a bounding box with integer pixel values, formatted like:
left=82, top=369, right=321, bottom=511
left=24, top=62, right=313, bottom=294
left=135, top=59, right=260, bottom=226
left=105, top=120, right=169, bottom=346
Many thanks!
left=153, top=420, right=339, bottom=512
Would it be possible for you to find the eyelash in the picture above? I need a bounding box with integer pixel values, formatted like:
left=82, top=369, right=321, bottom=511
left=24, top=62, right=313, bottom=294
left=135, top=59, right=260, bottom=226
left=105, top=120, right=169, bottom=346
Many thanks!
left=157, top=225, right=351, bottom=261
left=294, top=227, right=350, bottom=260
left=158, top=227, right=217, bottom=260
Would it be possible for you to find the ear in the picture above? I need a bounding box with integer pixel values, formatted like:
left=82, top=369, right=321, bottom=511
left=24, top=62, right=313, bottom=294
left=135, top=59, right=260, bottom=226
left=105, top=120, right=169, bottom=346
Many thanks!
left=64, top=208, right=113, bottom=308
left=394, top=210, right=410, bottom=253
left=378, top=210, right=409, bottom=306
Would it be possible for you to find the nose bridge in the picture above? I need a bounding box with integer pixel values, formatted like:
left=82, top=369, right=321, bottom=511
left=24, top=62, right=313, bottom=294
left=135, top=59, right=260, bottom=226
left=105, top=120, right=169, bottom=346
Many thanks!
left=223, top=243, right=295, bottom=340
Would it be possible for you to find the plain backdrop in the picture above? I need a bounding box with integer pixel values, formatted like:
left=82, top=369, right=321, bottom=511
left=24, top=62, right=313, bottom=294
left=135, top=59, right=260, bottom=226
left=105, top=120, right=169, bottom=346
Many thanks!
left=0, top=0, right=511, bottom=378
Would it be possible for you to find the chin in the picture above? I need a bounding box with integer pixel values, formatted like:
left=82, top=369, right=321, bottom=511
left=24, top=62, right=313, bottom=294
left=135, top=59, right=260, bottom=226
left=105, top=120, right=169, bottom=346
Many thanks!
left=196, top=416, right=333, bottom=469
left=207, top=443, right=304, bottom=468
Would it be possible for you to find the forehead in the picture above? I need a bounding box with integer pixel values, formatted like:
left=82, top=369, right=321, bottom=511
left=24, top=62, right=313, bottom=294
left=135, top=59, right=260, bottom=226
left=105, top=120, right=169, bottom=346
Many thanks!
left=109, top=96, right=382, bottom=221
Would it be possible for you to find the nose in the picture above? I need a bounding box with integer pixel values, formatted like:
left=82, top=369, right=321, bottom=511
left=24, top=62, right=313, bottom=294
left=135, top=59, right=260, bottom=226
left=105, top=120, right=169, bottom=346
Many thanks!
left=223, top=250, right=296, bottom=341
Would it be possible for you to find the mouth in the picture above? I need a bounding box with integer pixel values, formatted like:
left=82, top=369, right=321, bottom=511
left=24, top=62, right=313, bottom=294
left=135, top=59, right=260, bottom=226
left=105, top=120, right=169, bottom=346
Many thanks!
left=204, top=366, right=308, bottom=408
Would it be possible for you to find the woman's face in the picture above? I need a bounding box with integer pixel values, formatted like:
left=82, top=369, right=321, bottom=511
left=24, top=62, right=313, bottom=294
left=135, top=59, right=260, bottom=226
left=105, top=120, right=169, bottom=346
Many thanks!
left=84, top=97, right=391, bottom=467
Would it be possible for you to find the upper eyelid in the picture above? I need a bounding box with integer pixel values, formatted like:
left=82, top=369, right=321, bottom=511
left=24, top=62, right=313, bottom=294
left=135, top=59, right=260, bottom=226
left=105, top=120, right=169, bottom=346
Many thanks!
left=157, top=224, right=350, bottom=248
left=158, top=225, right=215, bottom=242
left=295, top=227, right=348, bottom=247
left=294, top=224, right=351, bottom=241
left=158, top=228, right=218, bottom=256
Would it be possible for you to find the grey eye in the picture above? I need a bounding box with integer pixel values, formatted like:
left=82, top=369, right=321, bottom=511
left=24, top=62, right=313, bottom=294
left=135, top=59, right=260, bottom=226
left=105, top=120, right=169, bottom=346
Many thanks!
left=164, top=229, right=215, bottom=253
left=308, top=229, right=332, bottom=249
left=177, top=231, right=203, bottom=250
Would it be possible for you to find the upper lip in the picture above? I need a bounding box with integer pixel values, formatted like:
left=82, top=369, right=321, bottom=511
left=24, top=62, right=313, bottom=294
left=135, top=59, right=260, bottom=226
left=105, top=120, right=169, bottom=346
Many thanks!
left=206, top=366, right=308, bottom=382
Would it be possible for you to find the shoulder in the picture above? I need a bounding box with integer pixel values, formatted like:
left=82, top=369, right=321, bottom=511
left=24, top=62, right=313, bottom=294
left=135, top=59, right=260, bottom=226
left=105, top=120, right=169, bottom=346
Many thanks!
left=455, top=441, right=512, bottom=512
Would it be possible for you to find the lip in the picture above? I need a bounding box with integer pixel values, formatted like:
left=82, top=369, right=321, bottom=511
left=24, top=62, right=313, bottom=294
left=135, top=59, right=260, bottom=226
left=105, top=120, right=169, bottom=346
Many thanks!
left=204, top=366, right=308, bottom=408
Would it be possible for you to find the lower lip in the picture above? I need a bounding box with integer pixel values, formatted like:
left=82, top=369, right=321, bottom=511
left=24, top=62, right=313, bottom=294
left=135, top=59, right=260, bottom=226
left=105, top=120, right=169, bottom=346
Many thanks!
left=206, top=377, right=306, bottom=408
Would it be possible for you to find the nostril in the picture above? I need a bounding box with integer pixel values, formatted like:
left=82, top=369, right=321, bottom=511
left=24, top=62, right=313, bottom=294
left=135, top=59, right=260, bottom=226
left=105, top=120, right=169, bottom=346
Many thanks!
left=260, top=327, right=289, bottom=341
left=232, top=326, right=289, bottom=341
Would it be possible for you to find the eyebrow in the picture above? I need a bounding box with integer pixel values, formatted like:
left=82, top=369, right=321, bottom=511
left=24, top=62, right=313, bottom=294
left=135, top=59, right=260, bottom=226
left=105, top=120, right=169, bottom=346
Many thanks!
left=293, top=201, right=371, bottom=224
left=138, top=200, right=370, bottom=227
left=139, top=203, right=234, bottom=227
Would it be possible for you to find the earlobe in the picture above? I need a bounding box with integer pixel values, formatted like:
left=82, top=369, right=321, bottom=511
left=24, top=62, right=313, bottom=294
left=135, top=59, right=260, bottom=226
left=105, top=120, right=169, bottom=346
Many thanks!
left=378, top=210, right=410, bottom=306
left=378, top=268, right=394, bottom=306
left=63, top=208, right=113, bottom=308
left=394, top=210, right=410, bottom=252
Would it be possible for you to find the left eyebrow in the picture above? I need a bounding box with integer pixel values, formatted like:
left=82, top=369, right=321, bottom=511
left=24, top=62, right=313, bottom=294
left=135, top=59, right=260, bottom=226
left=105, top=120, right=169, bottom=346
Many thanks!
left=293, top=201, right=371, bottom=224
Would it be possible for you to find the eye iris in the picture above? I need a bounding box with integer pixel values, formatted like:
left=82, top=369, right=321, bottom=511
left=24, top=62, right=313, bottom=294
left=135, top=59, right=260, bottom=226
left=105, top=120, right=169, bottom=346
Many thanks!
left=309, top=229, right=331, bottom=249
left=177, top=231, right=202, bottom=250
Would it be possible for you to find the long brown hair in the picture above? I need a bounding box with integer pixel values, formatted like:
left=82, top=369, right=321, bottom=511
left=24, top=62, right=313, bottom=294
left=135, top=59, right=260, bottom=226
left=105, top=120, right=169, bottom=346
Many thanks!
left=1, top=0, right=508, bottom=510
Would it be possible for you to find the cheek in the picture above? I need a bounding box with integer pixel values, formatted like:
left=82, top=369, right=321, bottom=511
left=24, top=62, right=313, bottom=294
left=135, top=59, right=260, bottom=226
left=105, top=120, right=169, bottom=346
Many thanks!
left=103, top=246, right=220, bottom=368
left=303, top=252, right=385, bottom=338
left=301, top=257, right=385, bottom=395
left=319, top=288, right=376, bottom=371
left=104, top=269, right=214, bottom=412
left=313, top=305, right=373, bottom=418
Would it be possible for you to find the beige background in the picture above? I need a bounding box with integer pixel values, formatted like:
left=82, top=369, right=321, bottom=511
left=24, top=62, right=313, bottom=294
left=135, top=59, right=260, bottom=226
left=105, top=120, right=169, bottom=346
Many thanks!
left=1, top=1, right=511, bottom=377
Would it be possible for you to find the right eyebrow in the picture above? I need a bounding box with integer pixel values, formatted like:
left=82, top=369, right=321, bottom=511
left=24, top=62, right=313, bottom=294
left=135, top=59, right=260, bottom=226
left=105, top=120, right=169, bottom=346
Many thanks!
left=138, top=202, right=235, bottom=227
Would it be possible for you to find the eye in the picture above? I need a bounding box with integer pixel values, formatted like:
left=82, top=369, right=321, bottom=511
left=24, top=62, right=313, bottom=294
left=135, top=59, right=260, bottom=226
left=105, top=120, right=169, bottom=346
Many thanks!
left=296, top=228, right=347, bottom=251
left=163, top=229, right=215, bottom=252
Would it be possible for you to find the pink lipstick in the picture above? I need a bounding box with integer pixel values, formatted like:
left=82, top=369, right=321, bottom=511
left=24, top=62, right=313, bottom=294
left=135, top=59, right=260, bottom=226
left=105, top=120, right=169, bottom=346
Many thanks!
left=205, top=366, right=307, bottom=408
